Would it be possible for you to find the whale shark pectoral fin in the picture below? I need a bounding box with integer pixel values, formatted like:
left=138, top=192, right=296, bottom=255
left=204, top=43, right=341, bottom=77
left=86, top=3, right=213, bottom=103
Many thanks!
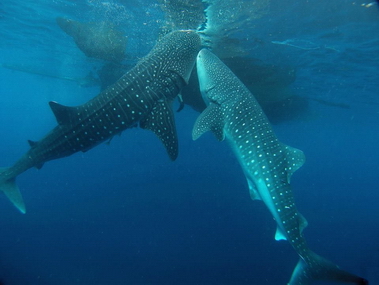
left=192, top=103, right=225, bottom=141
left=49, top=101, right=80, bottom=125
left=140, top=100, right=178, bottom=161
left=283, top=145, right=306, bottom=183
left=246, top=177, right=261, bottom=200
left=275, top=226, right=287, bottom=241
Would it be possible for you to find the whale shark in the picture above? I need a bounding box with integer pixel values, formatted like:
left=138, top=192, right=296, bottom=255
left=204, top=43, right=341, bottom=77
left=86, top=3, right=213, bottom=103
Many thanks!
left=193, top=49, right=368, bottom=285
left=0, top=30, right=200, bottom=214
left=56, top=17, right=128, bottom=62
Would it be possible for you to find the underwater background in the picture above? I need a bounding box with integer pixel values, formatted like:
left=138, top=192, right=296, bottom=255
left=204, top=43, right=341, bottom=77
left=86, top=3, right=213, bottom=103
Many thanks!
left=0, top=0, right=378, bottom=284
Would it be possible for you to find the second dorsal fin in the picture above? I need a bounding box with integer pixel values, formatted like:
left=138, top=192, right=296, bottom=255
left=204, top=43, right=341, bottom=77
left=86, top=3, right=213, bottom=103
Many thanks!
left=27, top=140, right=38, bottom=147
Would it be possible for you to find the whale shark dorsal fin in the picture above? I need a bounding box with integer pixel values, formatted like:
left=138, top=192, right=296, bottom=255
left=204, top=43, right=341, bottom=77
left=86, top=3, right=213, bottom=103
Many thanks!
left=49, top=101, right=79, bottom=125
left=140, top=100, right=178, bottom=161
left=298, top=213, right=308, bottom=233
left=283, top=145, right=306, bottom=183
left=192, top=104, right=225, bottom=141
left=275, top=213, right=308, bottom=241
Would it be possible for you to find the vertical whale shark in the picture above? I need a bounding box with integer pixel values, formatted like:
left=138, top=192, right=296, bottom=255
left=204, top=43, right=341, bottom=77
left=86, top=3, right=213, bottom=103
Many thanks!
left=193, top=49, right=368, bottom=285
left=0, top=30, right=200, bottom=214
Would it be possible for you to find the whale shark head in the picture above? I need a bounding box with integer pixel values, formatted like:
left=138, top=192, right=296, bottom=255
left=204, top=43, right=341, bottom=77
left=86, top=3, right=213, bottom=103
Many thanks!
left=151, top=30, right=201, bottom=84
left=196, top=48, right=241, bottom=106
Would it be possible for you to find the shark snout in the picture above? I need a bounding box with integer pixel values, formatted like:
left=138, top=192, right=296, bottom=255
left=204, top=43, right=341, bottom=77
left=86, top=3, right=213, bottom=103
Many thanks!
left=197, top=48, right=209, bottom=61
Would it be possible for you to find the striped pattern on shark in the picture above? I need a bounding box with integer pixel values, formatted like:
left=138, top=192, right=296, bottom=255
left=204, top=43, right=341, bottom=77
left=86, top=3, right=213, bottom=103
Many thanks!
left=193, top=49, right=368, bottom=285
left=0, top=30, right=200, bottom=213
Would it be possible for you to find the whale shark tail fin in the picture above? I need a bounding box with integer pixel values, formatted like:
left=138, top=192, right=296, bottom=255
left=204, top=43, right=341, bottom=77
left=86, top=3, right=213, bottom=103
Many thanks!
left=289, top=251, right=368, bottom=285
left=0, top=168, right=26, bottom=214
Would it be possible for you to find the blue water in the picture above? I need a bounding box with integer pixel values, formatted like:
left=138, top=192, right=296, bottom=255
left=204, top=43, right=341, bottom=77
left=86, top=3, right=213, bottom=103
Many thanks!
left=0, top=0, right=379, bottom=284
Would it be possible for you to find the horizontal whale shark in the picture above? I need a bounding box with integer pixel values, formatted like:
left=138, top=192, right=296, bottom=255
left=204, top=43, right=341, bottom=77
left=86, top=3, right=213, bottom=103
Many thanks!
left=193, top=49, right=368, bottom=285
left=0, top=30, right=200, bottom=213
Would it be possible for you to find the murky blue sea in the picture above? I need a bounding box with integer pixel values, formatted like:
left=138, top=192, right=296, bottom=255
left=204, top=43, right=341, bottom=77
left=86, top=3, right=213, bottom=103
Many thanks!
left=0, top=0, right=378, bottom=284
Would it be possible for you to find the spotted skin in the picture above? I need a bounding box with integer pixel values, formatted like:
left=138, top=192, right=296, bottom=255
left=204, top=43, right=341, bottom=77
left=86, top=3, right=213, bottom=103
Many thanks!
left=0, top=30, right=200, bottom=213
left=193, top=49, right=368, bottom=285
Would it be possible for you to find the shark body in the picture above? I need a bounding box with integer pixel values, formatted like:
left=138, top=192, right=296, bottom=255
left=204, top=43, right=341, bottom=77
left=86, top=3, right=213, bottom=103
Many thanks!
left=193, top=49, right=368, bottom=285
left=0, top=30, right=200, bottom=213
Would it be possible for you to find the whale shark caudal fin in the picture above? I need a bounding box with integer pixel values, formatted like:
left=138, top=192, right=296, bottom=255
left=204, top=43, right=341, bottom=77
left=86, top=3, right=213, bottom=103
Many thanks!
left=0, top=168, right=26, bottom=214
left=289, top=250, right=369, bottom=285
